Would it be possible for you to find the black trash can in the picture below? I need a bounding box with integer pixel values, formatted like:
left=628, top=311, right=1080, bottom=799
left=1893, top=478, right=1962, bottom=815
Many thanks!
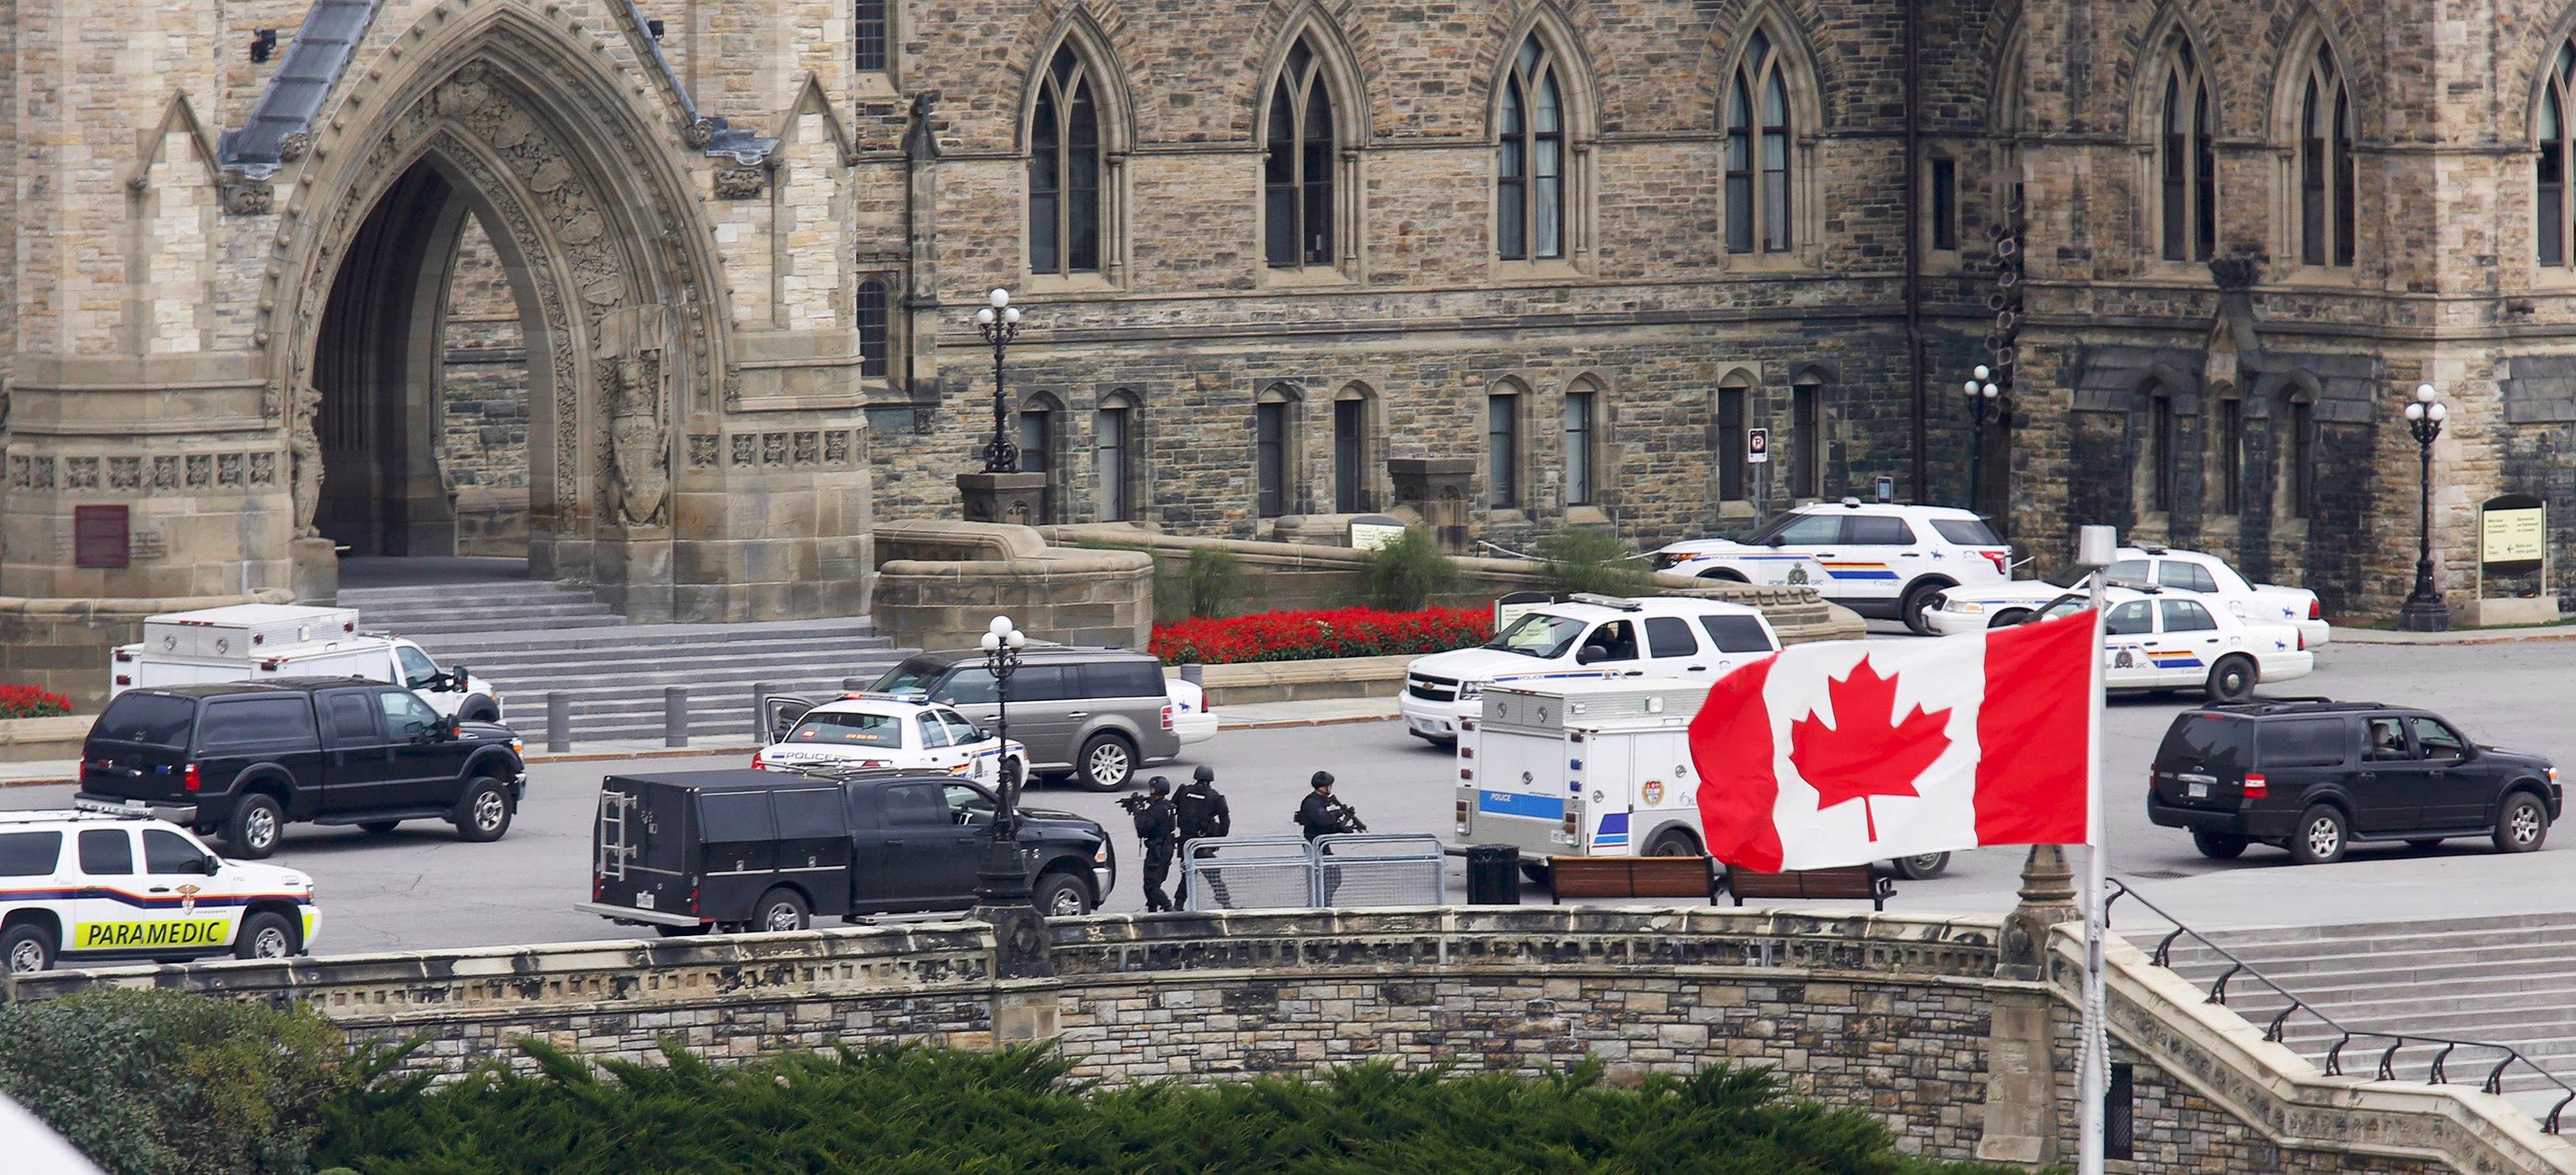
left=1465, top=844, right=1522, bottom=905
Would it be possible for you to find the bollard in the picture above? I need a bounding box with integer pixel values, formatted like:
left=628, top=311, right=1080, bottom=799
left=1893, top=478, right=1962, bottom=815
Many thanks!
left=664, top=686, right=688, bottom=748
left=751, top=681, right=779, bottom=742
left=1180, top=663, right=1203, bottom=686
left=545, top=692, right=570, bottom=754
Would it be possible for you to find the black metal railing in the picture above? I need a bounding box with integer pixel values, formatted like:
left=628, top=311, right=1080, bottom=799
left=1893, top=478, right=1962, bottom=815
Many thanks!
left=2103, top=877, right=2574, bottom=1133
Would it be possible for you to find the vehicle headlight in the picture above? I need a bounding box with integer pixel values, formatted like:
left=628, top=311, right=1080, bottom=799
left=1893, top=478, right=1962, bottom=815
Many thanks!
left=509, top=737, right=524, bottom=756
left=1951, top=600, right=1983, bottom=613
left=1457, top=681, right=1485, bottom=700
left=1094, top=844, right=1110, bottom=864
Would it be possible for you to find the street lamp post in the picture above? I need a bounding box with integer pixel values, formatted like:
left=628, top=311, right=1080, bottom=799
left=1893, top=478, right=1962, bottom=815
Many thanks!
left=974, top=614, right=1031, bottom=906
left=2399, top=383, right=2452, bottom=632
left=1961, top=365, right=2004, bottom=514
left=974, top=288, right=1024, bottom=473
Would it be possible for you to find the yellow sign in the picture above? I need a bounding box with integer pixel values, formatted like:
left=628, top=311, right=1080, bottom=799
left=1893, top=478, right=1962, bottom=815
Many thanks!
left=74, top=918, right=232, bottom=950
left=2482, top=507, right=2547, bottom=564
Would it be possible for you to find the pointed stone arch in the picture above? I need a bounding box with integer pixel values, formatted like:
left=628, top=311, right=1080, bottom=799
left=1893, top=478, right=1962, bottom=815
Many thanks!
left=272, top=6, right=735, bottom=617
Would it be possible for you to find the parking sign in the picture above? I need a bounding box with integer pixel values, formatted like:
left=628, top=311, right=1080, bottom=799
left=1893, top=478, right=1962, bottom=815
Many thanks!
left=1747, top=427, right=1771, bottom=464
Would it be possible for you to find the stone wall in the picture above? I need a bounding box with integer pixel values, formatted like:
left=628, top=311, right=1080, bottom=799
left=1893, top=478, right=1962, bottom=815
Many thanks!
left=871, top=520, right=1153, bottom=652
left=11, top=909, right=2569, bottom=1174
left=439, top=219, right=530, bottom=558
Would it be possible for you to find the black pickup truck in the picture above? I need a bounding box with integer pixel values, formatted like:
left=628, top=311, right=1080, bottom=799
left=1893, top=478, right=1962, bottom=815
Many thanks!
left=74, top=680, right=527, bottom=858
left=576, top=768, right=1117, bottom=934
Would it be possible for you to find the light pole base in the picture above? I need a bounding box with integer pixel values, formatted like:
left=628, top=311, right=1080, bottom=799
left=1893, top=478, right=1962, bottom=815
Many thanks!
left=2399, top=592, right=2452, bottom=633
left=972, top=902, right=1054, bottom=979
left=957, top=472, right=1049, bottom=528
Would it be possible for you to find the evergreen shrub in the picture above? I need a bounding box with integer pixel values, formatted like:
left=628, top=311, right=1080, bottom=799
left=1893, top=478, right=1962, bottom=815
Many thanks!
left=1533, top=530, right=1657, bottom=599
left=315, top=1041, right=2020, bottom=1175
left=1359, top=528, right=1460, bottom=611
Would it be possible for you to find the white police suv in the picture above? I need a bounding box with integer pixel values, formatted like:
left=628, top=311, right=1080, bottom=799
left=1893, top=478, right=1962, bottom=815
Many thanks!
left=2032, top=586, right=2315, bottom=702
left=1652, top=500, right=2011, bottom=635
left=751, top=693, right=1033, bottom=784
left=1398, top=594, right=1780, bottom=745
left=0, top=808, right=316, bottom=973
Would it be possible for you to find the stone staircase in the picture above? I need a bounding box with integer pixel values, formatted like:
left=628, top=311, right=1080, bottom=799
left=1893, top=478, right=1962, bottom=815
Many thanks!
left=336, top=578, right=911, bottom=745
left=2161, top=913, right=2576, bottom=1102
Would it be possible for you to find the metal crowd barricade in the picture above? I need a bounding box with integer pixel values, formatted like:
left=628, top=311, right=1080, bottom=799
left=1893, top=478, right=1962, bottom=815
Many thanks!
left=1181, top=834, right=1447, bottom=911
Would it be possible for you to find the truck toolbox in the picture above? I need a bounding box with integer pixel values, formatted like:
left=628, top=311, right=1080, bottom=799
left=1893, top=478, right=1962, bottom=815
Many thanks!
left=140, top=604, right=359, bottom=660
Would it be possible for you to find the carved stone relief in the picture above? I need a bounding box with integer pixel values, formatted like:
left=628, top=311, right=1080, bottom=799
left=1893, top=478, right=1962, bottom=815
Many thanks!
left=289, top=382, right=323, bottom=536
left=219, top=178, right=274, bottom=216
left=712, top=166, right=767, bottom=200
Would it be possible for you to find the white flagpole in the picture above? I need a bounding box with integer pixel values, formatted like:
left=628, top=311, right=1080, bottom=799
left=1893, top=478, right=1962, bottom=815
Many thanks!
left=2076, top=525, right=2116, bottom=1175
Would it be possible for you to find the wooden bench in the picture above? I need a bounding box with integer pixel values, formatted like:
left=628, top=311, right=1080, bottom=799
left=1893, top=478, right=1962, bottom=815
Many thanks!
left=1547, top=856, right=1720, bottom=904
left=1722, top=865, right=1894, bottom=911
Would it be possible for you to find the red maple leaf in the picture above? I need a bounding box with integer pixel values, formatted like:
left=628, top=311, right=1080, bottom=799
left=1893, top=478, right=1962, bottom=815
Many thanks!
left=1787, top=656, right=1953, bottom=841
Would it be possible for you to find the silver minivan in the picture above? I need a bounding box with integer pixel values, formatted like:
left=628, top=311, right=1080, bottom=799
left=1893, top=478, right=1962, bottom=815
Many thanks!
left=869, top=648, right=1183, bottom=790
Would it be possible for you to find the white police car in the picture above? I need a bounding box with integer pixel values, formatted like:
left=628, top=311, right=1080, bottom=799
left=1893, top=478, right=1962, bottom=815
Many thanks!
left=0, top=809, right=316, bottom=973
left=1927, top=545, right=2329, bottom=647
left=751, top=693, right=1033, bottom=783
left=1652, top=501, right=2012, bottom=634
left=1398, top=594, right=1780, bottom=745
left=2033, top=586, right=2314, bottom=702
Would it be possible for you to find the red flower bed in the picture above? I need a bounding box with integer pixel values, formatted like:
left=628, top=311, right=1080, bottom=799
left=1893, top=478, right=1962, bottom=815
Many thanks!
left=1150, top=606, right=1492, bottom=666
left=0, top=684, right=72, bottom=720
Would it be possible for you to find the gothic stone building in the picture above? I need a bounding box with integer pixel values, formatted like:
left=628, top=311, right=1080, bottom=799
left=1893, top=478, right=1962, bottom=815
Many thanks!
left=6, top=0, right=2576, bottom=633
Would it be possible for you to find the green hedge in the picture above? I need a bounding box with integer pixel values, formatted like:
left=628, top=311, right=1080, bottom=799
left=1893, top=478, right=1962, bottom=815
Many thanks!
left=316, top=1040, right=2022, bottom=1175
left=0, top=989, right=355, bottom=1175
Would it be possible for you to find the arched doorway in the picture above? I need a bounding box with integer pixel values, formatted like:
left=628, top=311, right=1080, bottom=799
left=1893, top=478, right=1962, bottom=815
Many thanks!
left=278, top=43, right=730, bottom=620
left=313, top=161, right=533, bottom=563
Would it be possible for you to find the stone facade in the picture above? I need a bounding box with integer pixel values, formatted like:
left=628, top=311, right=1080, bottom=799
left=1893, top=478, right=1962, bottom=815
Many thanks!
left=9, top=0, right=2576, bottom=630
left=10, top=909, right=2566, bottom=1174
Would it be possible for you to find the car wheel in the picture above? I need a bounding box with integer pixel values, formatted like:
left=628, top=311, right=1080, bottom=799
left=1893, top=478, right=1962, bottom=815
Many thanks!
left=1986, top=609, right=2032, bottom=629
left=1075, top=734, right=1136, bottom=792
left=2405, top=837, right=2446, bottom=851
left=2495, top=792, right=2551, bottom=854
left=752, top=888, right=811, bottom=933
left=233, top=911, right=298, bottom=961
left=454, top=777, right=513, bottom=843
left=224, top=793, right=284, bottom=859
left=2, top=923, right=55, bottom=973
left=1033, top=870, right=1093, bottom=917
left=2190, top=831, right=2249, bottom=860
left=1900, top=582, right=1948, bottom=636
left=1699, top=569, right=1749, bottom=584
left=1519, top=862, right=1552, bottom=886
left=2204, top=656, right=2259, bottom=703
left=1894, top=851, right=1951, bottom=879
left=1643, top=828, right=1702, bottom=858
left=2288, top=804, right=2349, bottom=865
left=358, top=820, right=401, bottom=835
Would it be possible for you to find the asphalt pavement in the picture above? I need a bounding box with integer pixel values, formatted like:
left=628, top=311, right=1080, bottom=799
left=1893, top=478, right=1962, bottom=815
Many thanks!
left=8, top=637, right=2574, bottom=954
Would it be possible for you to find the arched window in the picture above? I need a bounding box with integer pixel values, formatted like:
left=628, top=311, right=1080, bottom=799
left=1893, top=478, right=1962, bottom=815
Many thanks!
left=1256, top=384, right=1300, bottom=518
left=2209, top=390, right=2243, bottom=514
left=2158, top=40, right=2217, bottom=263
left=1487, top=384, right=1524, bottom=508
left=1019, top=398, right=1058, bottom=523
left=1563, top=382, right=1599, bottom=508
left=1726, top=30, right=1795, bottom=254
left=1332, top=386, right=1372, bottom=513
left=1791, top=377, right=1823, bottom=499
left=2298, top=43, right=2356, bottom=267
left=1031, top=45, right=1103, bottom=276
left=2142, top=385, right=2179, bottom=514
left=1717, top=376, right=1751, bottom=503
left=2540, top=40, right=2576, bottom=266
left=1096, top=391, right=1138, bottom=521
left=856, top=279, right=890, bottom=378
left=1498, top=36, right=1566, bottom=261
left=2278, top=388, right=2317, bottom=519
left=1267, top=37, right=1336, bottom=269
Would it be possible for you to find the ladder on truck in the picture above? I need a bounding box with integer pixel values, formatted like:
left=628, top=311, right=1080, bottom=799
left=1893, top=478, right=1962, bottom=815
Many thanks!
left=595, top=790, right=638, bottom=881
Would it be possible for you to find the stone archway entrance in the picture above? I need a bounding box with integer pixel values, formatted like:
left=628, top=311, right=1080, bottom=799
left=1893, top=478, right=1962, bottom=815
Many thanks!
left=283, top=52, right=724, bottom=620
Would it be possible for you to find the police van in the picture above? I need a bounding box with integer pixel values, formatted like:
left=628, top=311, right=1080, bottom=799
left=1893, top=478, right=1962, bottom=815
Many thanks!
left=1451, top=678, right=1950, bottom=881
left=0, top=809, right=317, bottom=973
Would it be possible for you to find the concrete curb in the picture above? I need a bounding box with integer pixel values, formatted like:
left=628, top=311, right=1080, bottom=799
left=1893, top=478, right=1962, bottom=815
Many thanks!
left=2331, top=625, right=2576, bottom=646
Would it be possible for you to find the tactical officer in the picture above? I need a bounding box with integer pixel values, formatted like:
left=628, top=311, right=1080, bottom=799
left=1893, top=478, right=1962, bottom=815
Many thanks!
left=1172, top=764, right=1233, bottom=908
left=1129, top=776, right=1181, bottom=912
left=1295, top=771, right=1366, bottom=906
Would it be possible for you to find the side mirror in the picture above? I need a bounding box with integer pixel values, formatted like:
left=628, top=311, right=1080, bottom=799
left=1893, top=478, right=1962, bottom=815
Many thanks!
left=195, top=855, right=219, bottom=876
left=1576, top=645, right=1607, bottom=665
left=447, top=664, right=471, bottom=692
left=1765, top=535, right=1788, bottom=547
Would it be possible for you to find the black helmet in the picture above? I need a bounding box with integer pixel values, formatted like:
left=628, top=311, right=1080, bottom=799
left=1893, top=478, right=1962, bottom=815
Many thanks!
left=1147, top=775, right=1172, bottom=795
left=1310, top=770, right=1335, bottom=789
left=1192, top=764, right=1216, bottom=784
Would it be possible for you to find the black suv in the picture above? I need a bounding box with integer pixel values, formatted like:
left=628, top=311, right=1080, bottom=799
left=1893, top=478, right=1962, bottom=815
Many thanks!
left=576, top=767, right=1117, bottom=932
left=2147, top=700, right=2561, bottom=865
left=74, top=680, right=528, bottom=859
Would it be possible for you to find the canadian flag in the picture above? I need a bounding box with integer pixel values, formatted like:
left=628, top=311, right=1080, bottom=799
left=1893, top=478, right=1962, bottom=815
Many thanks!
left=1688, top=609, right=2096, bottom=872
